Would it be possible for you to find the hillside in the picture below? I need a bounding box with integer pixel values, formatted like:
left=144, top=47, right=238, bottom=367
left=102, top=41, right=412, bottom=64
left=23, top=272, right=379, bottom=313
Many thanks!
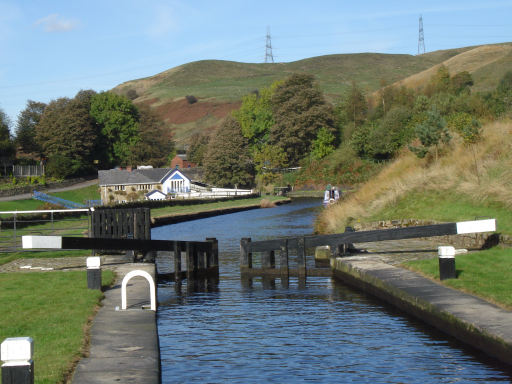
left=112, top=48, right=470, bottom=145
left=112, top=43, right=510, bottom=145
left=391, top=43, right=512, bottom=93
left=315, top=120, right=512, bottom=234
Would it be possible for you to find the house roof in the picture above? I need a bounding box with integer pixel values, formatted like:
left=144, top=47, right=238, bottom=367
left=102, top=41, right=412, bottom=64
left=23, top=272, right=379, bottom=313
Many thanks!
left=99, top=167, right=204, bottom=186
left=145, top=189, right=166, bottom=197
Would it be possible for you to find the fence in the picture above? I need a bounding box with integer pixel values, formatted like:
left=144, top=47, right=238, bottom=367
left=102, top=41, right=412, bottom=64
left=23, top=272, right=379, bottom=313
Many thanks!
left=22, top=235, right=219, bottom=281
left=13, top=165, right=45, bottom=177
left=0, top=209, right=92, bottom=252
left=240, top=219, right=496, bottom=278
left=33, top=190, right=87, bottom=209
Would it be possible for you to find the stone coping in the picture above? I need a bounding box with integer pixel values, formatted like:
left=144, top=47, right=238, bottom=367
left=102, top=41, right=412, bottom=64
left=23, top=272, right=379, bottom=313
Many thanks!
left=332, top=249, right=512, bottom=366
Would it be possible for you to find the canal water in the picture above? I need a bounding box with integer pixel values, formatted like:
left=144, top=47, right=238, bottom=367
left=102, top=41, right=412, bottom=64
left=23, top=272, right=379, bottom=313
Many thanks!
left=153, top=199, right=512, bottom=383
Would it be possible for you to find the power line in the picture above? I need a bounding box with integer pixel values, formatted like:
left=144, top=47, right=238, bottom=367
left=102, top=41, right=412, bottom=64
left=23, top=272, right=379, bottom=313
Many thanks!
left=418, top=15, right=426, bottom=55
left=265, top=26, right=274, bottom=63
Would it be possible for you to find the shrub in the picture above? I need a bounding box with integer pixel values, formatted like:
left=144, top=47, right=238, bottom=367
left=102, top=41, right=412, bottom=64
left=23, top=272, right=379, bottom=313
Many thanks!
left=46, top=154, right=77, bottom=179
left=185, top=95, right=198, bottom=104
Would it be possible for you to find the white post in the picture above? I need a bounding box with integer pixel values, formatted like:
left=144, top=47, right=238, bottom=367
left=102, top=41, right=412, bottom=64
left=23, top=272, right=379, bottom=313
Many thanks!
left=120, top=270, right=156, bottom=311
left=1, top=337, right=34, bottom=384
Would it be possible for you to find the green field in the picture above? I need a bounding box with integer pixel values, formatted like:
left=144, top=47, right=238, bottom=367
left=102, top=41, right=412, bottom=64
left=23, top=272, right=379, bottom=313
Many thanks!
left=0, top=184, right=100, bottom=212
left=0, top=271, right=114, bottom=384
left=404, top=247, right=512, bottom=309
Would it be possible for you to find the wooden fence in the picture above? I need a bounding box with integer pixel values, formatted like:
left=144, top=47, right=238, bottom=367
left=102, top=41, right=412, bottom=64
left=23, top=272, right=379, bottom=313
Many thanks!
left=240, top=220, right=496, bottom=278
left=23, top=235, right=219, bottom=281
left=91, top=208, right=151, bottom=240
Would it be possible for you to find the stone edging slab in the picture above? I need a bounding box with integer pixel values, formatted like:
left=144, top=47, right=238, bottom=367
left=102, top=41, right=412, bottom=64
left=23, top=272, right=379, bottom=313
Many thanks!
left=331, top=256, right=512, bottom=366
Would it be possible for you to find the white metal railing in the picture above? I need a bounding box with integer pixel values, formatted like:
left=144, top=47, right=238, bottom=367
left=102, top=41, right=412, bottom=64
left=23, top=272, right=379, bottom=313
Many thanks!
left=0, top=209, right=92, bottom=252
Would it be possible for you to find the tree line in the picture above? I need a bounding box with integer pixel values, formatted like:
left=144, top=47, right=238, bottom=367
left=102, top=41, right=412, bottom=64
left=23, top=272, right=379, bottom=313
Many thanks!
left=1, top=90, right=174, bottom=178
left=194, top=67, right=512, bottom=188
left=190, top=73, right=338, bottom=188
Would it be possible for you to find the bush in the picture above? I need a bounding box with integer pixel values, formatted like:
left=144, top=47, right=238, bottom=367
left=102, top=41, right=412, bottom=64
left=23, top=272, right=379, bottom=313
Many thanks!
left=185, top=95, right=198, bottom=104
left=46, top=154, right=77, bottom=179
left=126, top=89, right=138, bottom=100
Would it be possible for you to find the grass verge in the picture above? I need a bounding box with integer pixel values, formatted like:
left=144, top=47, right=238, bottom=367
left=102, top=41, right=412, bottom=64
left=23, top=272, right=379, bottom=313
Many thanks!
left=151, top=195, right=289, bottom=218
left=403, top=247, right=512, bottom=309
left=369, top=190, right=512, bottom=235
left=0, top=250, right=91, bottom=266
left=0, top=270, right=114, bottom=384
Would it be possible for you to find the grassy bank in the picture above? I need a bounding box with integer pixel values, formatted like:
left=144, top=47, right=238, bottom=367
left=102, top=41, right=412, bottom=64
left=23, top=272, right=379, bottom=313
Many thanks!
left=313, top=120, right=512, bottom=309
left=316, top=120, right=512, bottom=234
left=403, top=247, right=512, bottom=309
left=0, top=184, right=100, bottom=212
left=0, top=250, right=90, bottom=266
left=151, top=195, right=290, bottom=218
left=0, top=270, right=114, bottom=384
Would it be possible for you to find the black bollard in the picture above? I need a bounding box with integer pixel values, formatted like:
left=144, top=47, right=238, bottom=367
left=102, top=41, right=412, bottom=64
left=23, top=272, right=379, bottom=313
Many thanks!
left=87, top=257, right=102, bottom=290
left=438, top=246, right=456, bottom=280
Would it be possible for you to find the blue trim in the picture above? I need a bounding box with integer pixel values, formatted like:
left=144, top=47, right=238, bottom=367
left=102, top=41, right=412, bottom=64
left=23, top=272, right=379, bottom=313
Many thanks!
left=170, top=173, right=184, bottom=180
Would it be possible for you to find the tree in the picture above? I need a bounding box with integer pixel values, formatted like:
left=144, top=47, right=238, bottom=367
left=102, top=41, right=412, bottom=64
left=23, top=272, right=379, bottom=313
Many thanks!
left=451, top=71, right=473, bottom=94
left=311, top=127, right=336, bottom=160
left=36, top=96, right=97, bottom=177
left=338, top=81, right=367, bottom=140
left=253, top=144, right=288, bottom=185
left=0, top=108, right=15, bottom=162
left=409, top=107, right=450, bottom=161
left=364, top=106, right=413, bottom=160
left=203, top=116, right=254, bottom=188
left=188, top=133, right=210, bottom=166
left=90, top=92, right=140, bottom=166
left=15, top=100, right=46, bottom=155
left=426, top=65, right=452, bottom=95
left=270, top=73, right=337, bottom=165
left=130, top=105, right=174, bottom=167
left=233, top=85, right=275, bottom=151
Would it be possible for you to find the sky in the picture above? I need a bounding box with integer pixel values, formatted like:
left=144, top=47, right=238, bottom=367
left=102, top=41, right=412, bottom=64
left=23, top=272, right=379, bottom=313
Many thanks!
left=1, top=0, right=511, bottom=133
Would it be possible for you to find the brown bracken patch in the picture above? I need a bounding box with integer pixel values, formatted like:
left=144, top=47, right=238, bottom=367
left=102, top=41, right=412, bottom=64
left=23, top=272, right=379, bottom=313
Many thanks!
left=151, top=98, right=241, bottom=125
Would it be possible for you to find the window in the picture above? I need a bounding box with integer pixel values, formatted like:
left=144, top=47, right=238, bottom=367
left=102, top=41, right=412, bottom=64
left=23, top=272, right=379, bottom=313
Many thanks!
left=114, top=185, right=125, bottom=191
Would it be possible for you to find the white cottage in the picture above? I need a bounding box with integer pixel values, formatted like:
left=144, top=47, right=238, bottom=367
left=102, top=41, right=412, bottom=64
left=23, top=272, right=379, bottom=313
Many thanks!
left=161, top=168, right=191, bottom=194
left=98, top=166, right=203, bottom=204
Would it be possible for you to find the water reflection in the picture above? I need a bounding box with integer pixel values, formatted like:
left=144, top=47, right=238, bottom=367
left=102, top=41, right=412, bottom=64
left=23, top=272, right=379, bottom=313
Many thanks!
left=155, top=199, right=512, bottom=383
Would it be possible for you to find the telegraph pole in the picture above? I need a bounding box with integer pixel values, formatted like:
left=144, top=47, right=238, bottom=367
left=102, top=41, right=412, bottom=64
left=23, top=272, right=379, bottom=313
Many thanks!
left=265, top=26, right=274, bottom=63
left=418, top=15, right=425, bottom=55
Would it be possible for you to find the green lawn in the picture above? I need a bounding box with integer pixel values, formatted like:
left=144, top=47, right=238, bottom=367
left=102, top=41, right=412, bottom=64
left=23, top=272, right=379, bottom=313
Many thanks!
left=0, top=198, right=43, bottom=212
left=0, top=184, right=100, bottom=212
left=51, top=184, right=100, bottom=204
left=0, top=270, right=114, bottom=384
left=370, top=190, right=512, bottom=235
left=403, top=247, right=512, bottom=309
left=0, top=250, right=91, bottom=266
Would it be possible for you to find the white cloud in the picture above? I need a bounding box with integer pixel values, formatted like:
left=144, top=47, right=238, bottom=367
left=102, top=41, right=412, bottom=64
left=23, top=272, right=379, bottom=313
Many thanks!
left=34, top=14, right=79, bottom=32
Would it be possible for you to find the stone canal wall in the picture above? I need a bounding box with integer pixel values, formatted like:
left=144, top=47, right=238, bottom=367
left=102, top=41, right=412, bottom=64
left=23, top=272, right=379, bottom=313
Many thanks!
left=331, top=255, right=512, bottom=366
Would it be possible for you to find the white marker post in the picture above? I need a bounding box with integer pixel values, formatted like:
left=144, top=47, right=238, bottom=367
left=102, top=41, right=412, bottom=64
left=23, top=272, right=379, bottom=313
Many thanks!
left=1, top=337, right=34, bottom=384
left=87, top=257, right=101, bottom=290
